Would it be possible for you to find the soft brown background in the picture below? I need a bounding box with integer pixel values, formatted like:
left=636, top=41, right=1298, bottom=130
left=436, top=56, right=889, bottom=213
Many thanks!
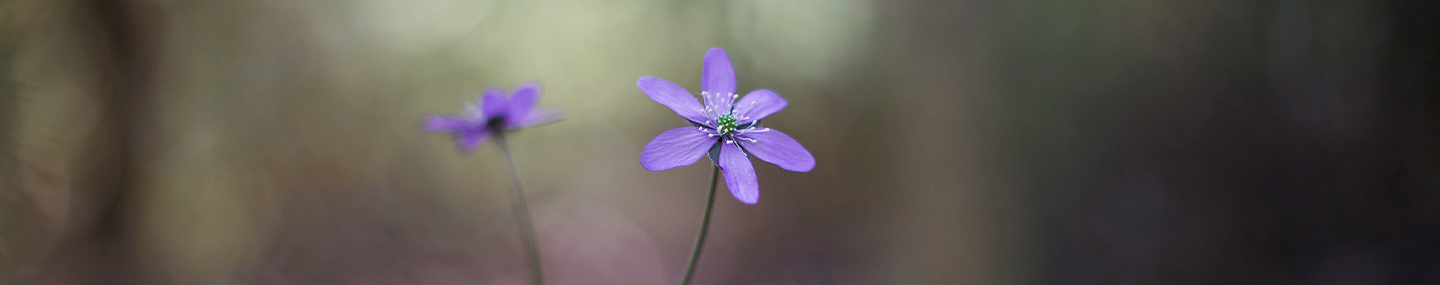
left=3, top=0, right=1439, bottom=284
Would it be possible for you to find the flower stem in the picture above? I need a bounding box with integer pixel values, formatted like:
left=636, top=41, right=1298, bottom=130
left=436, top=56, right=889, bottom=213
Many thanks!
left=680, top=166, right=721, bottom=285
left=494, top=134, right=544, bottom=285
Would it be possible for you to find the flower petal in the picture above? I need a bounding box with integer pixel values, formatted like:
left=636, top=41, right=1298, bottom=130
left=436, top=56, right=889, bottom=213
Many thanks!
left=481, top=88, right=507, bottom=119
left=509, top=108, right=563, bottom=129
left=738, top=129, right=814, bottom=172
left=641, top=127, right=717, bottom=171
left=718, top=142, right=759, bottom=204
left=735, top=89, right=786, bottom=124
left=424, top=115, right=472, bottom=133
left=507, top=82, right=541, bottom=123
left=702, top=47, right=736, bottom=96
left=457, top=131, right=490, bottom=153
left=637, top=77, right=707, bottom=123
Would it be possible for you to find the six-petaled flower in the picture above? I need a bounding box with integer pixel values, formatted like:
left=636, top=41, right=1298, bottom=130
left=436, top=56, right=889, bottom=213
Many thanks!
left=638, top=47, right=816, bottom=204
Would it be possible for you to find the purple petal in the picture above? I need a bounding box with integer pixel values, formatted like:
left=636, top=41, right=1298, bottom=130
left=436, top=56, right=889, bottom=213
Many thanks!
left=507, top=82, right=541, bottom=123
left=481, top=88, right=507, bottom=119
left=701, top=47, right=736, bottom=96
left=424, top=115, right=472, bottom=133
left=735, top=89, right=786, bottom=124
left=509, top=108, right=563, bottom=128
left=718, top=142, right=759, bottom=204
left=637, top=77, right=707, bottom=123
left=641, top=127, right=716, bottom=171
left=738, top=129, right=814, bottom=172
left=457, top=131, right=490, bottom=153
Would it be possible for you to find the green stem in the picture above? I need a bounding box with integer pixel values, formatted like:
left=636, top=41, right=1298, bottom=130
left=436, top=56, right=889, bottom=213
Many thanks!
left=680, top=166, right=721, bottom=285
left=494, top=134, right=544, bottom=285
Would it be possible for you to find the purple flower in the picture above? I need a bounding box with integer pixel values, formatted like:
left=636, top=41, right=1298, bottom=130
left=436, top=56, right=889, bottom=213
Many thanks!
left=638, top=47, right=815, bottom=205
left=425, top=82, right=559, bottom=153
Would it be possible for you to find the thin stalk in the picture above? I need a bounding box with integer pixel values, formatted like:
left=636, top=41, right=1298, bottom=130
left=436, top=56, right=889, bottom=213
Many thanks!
left=680, top=166, right=721, bottom=285
left=494, top=133, right=544, bottom=285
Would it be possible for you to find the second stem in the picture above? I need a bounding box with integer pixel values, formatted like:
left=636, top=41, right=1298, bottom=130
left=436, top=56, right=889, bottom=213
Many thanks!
left=495, top=134, right=545, bottom=285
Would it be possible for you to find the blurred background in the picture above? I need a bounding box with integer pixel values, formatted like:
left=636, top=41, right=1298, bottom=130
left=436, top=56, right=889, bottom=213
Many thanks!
left=2, top=0, right=1439, bottom=284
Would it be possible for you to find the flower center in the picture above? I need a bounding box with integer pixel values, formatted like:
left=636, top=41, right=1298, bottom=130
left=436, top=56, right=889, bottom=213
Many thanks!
left=715, top=115, right=739, bottom=136
left=485, top=116, right=507, bottom=132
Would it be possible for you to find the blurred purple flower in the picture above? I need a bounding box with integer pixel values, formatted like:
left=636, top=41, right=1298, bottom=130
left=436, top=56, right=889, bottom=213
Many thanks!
left=425, top=82, right=560, bottom=153
left=638, top=47, right=815, bottom=205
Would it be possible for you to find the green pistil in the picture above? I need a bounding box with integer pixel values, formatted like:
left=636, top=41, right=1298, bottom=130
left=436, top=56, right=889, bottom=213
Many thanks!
left=715, top=115, right=738, bottom=136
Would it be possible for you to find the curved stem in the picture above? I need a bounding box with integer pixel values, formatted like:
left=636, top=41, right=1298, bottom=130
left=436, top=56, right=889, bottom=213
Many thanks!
left=494, top=134, right=544, bottom=285
left=680, top=166, right=721, bottom=285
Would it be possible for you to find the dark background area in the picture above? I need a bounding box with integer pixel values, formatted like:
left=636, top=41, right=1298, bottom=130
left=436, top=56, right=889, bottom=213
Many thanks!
left=3, top=0, right=1439, bottom=284
left=986, top=0, right=1440, bottom=283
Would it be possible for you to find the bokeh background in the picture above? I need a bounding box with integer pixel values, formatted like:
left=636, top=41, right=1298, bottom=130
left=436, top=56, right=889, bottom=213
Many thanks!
left=3, top=0, right=1439, bottom=284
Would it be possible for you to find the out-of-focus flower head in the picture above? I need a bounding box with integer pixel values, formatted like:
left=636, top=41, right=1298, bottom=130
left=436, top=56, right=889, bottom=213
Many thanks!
left=425, top=82, right=561, bottom=153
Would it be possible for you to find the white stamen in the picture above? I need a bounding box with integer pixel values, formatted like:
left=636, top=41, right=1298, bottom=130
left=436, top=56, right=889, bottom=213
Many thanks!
left=735, top=127, right=771, bottom=135
left=699, top=91, right=742, bottom=120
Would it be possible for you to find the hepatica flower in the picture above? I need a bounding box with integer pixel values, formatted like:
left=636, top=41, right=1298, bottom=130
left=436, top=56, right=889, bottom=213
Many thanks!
left=425, top=82, right=558, bottom=153
left=638, top=48, right=815, bottom=204
left=423, top=81, right=559, bottom=285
